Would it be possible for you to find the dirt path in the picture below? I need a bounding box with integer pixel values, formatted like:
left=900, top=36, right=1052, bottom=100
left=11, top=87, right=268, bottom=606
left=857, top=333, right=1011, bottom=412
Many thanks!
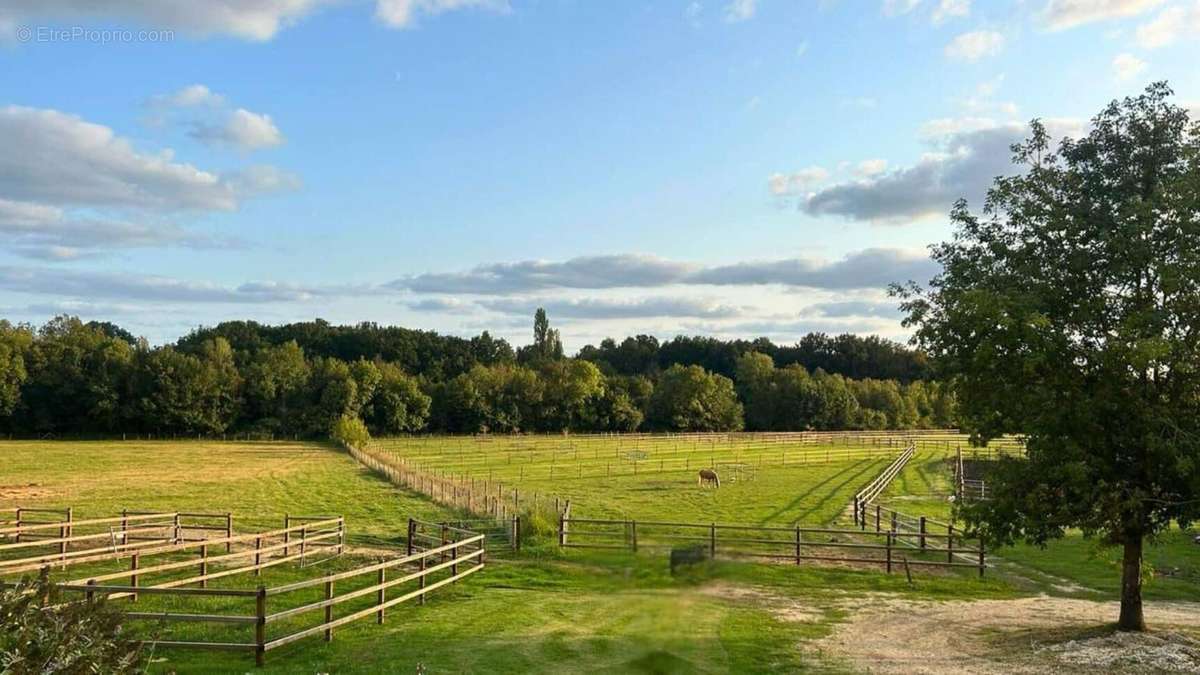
left=816, top=595, right=1200, bottom=674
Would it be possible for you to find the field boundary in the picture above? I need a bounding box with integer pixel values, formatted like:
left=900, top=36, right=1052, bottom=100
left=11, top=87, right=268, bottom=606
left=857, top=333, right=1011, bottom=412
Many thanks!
left=2, top=508, right=483, bottom=667
left=558, top=516, right=985, bottom=576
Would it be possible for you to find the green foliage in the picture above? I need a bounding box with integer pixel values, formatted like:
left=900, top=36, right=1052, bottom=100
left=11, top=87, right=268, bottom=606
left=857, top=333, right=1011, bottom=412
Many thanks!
left=0, top=310, right=947, bottom=436
left=898, top=82, right=1200, bottom=628
left=647, top=364, right=744, bottom=431
left=362, top=362, right=431, bottom=434
left=330, top=413, right=371, bottom=448
left=0, top=571, right=145, bottom=674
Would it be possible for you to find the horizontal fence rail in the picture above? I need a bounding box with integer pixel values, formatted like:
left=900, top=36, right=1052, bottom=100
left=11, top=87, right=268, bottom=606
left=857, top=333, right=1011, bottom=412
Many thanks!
left=2, top=509, right=480, bottom=667
left=557, top=516, right=984, bottom=576
left=851, top=443, right=914, bottom=526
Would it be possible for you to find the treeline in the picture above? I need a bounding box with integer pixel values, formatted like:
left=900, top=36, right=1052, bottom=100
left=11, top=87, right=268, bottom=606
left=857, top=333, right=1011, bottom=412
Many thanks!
left=0, top=313, right=954, bottom=437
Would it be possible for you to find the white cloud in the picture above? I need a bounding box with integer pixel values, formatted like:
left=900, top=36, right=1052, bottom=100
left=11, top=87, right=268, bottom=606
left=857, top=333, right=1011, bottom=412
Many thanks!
left=883, top=0, right=922, bottom=16
left=481, top=296, right=745, bottom=320
left=919, top=115, right=999, bottom=137
left=1111, top=53, right=1148, bottom=81
left=1042, top=0, right=1167, bottom=31
left=150, top=84, right=225, bottom=108
left=191, top=108, right=284, bottom=151
left=1134, top=3, right=1200, bottom=48
left=768, top=167, right=830, bottom=196
left=804, top=119, right=1083, bottom=222
left=0, top=105, right=235, bottom=211
left=375, top=0, right=510, bottom=28
left=0, top=198, right=237, bottom=261
left=932, top=0, right=970, bottom=25
left=724, top=0, right=757, bottom=22
left=945, top=30, right=1005, bottom=61
left=389, top=249, right=937, bottom=295
left=0, top=266, right=339, bottom=304
left=855, top=159, right=889, bottom=177
left=225, top=165, right=302, bottom=197
left=0, top=105, right=295, bottom=260
left=0, top=0, right=334, bottom=41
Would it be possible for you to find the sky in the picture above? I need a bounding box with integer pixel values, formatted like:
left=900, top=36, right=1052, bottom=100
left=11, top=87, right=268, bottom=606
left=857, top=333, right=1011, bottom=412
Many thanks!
left=1, top=0, right=1198, bottom=349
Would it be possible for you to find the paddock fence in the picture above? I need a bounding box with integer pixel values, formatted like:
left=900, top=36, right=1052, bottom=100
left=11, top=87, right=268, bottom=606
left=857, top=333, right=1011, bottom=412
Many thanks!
left=557, top=516, right=985, bottom=577
left=851, top=442, right=915, bottom=525
left=346, top=441, right=567, bottom=550
left=1, top=509, right=483, bottom=667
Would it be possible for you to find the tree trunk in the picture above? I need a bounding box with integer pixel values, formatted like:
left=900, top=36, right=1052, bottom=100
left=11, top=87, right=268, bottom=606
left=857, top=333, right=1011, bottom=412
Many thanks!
left=1118, top=536, right=1146, bottom=631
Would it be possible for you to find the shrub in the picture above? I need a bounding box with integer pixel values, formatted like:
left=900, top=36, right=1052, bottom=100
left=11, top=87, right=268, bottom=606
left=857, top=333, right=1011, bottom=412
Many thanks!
left=0, top=570, right=146, bottom=674
left=330, top=413, right=370, bottom=448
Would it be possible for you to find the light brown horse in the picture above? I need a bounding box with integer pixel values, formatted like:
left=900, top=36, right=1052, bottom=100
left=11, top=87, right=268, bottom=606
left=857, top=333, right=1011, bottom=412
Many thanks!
left=698, top=468, right=721, bottom=488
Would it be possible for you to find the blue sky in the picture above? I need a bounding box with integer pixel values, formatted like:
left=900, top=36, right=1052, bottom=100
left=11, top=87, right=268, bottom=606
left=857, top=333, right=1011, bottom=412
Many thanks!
left=1, top=0, right=1198, bottom=348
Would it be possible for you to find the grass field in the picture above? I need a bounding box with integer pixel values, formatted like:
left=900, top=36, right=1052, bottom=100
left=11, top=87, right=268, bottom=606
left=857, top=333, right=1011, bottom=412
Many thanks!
left=1, top=439, right=1013, bottom=673
left=3, top=436, right=1198, bottom=672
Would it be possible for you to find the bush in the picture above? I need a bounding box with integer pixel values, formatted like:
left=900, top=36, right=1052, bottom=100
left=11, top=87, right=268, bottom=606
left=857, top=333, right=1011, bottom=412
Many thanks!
left=330, top=413, right=370, bottom=448
left=0, top=570, right=146, bottom=674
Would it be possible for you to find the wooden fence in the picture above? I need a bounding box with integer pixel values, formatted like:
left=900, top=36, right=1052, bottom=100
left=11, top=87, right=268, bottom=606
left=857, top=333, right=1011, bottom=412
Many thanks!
left=851, top=443, right=914, bottom=525
left=558, top=516, right=985, bottom=576
left=0, top=511, right=273, bottom=577
left=855, top=503, right=984, bottom=570
left=347, top=441, right=565, bottom=549
left=3, top=511, right=478, bottom=667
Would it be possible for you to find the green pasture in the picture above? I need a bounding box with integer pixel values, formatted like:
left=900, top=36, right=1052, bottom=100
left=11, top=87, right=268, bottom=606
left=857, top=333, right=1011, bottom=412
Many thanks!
left=2, top=436, right=1197, bottom=673
left=0, top=439, right=1010, bottom=673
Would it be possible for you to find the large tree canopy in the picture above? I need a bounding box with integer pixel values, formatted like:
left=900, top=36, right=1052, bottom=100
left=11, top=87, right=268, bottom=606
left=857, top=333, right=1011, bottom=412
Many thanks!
left=899, top=83, right=1200, bottom=631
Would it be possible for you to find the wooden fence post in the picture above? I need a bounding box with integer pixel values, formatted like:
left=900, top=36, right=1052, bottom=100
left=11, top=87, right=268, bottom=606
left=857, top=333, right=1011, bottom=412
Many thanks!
left=885, top=532, right=893, bottom=574
left=794, top=527, right=801, bottom=565
left=130, top=554, right=139, bottom=602
left=978, top=539, right=986, bottom=578
left=255, top=586, right=266, bottom=667
left=12, top=507, right=20, bottom=543
left=283, top=514, right=291, bottom=557
left=199, top=544, right=209, bottom=588
left=254, top=536, right=262, bottom=576
left=852, top=497, right=859, bottom=526
left=86, top=579, right=96, bottom=604
left=947, top=524, right=955, bottom=563
left=324, top=580, right=334, bottom=642
left=120, top=509, right=129, bottom=546
left=377, top=568, right=386, bottom=624
left=513, top=515, right=521, bottom=552
left=875, top=505, right=881, bottom=532
left=710, top=523, right=716, bottom=557
left=173, top=514, right=182, bottom=544
left=225, top=513, right=233, bottom=553
left=418, top=555, right=427, bottom=605
left=406, top=518, right=415, bottom=556
left=919, top=517, right=927, bottom=551
left=440, top=524, right=448, bottom=563
left=631, top=520, right=638, bottom=553
left=299, top=526, right=308, bottom=563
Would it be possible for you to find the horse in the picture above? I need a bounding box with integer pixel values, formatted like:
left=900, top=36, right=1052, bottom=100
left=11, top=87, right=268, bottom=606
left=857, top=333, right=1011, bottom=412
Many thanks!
left=697, top=468, right=720, bottom=488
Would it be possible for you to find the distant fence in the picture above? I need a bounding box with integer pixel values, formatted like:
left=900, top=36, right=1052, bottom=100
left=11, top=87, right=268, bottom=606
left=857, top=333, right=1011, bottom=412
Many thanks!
left=347, top=441, right=564, bottom=549
left=558, top=516, right=985, bottom=577
left=851, top=443, right=914, bottom=523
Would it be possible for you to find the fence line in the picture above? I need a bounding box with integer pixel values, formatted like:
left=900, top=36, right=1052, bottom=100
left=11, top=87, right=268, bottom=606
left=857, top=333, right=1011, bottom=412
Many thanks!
left=557, top=516, right=985, bottom=576
left=851, top=443, right=914, bottom=525
left=47, top=518, right=484, bottom=667
left=347, top=441, right=566, bottom=549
